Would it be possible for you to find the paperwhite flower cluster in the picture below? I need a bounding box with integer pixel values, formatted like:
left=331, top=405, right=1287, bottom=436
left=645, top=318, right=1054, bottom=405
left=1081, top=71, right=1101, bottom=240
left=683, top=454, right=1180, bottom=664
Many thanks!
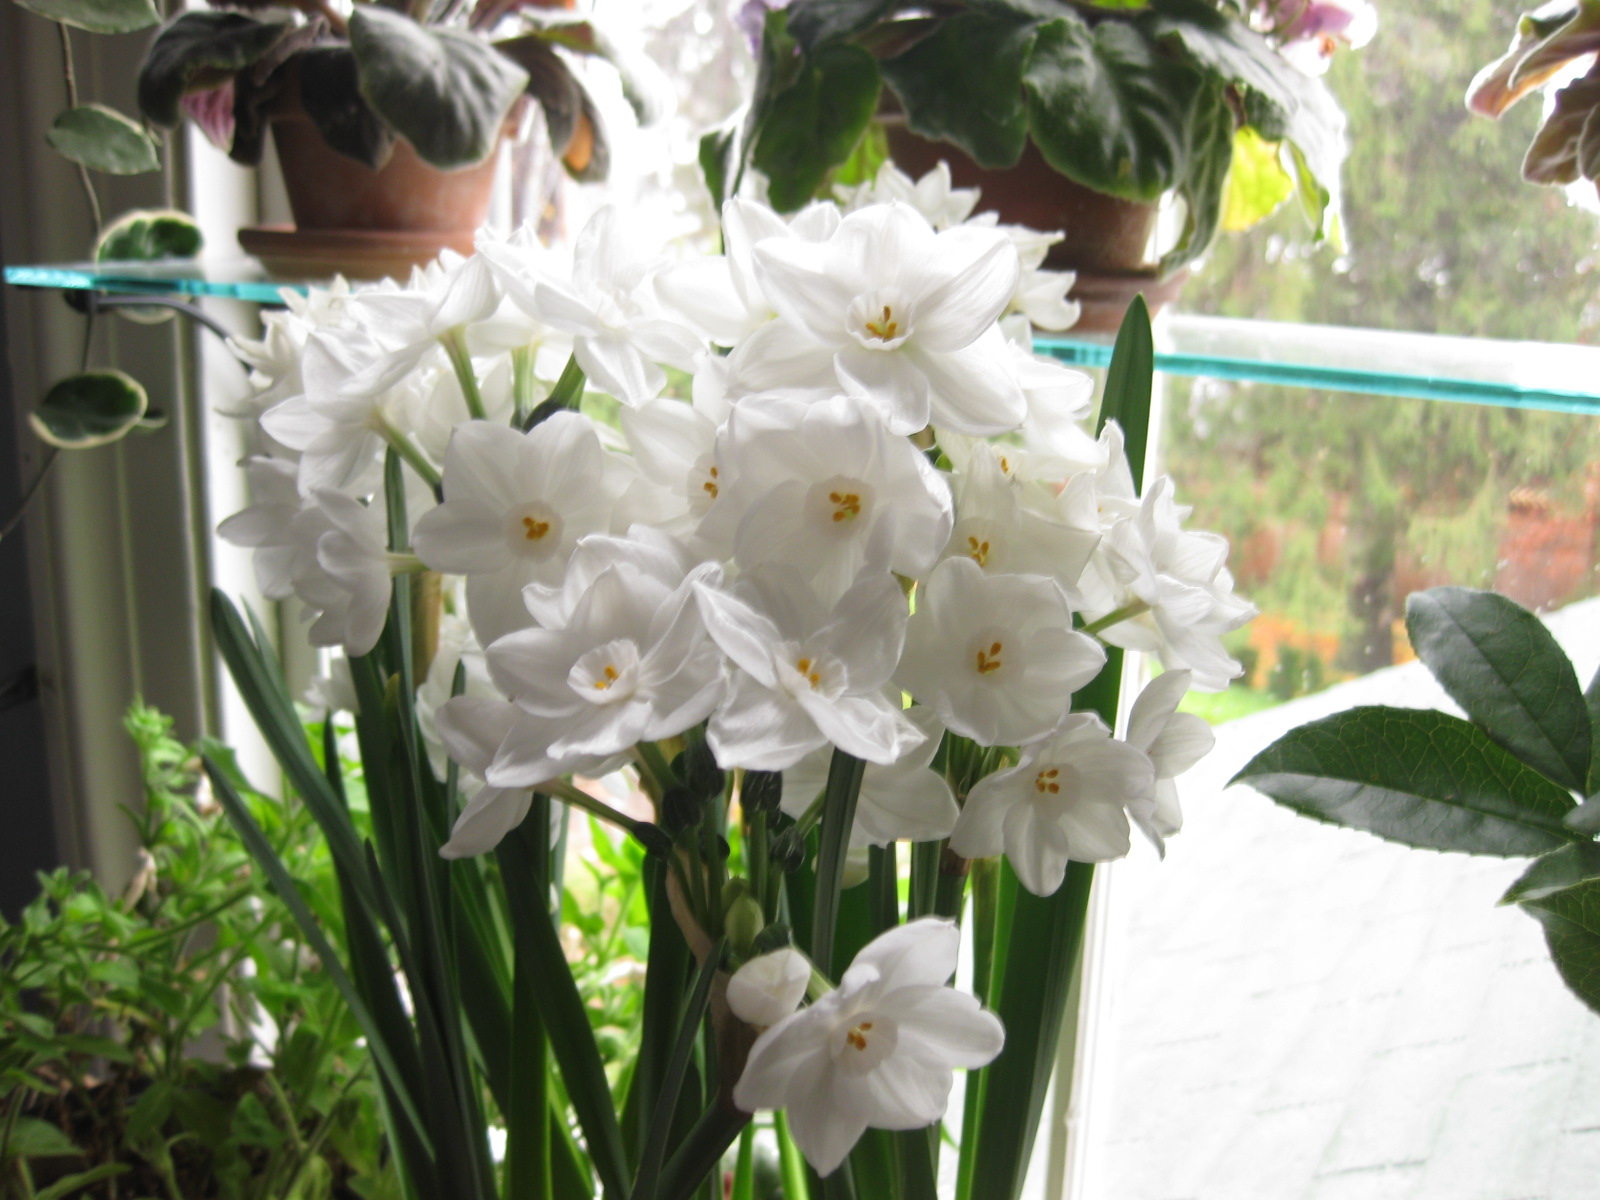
left=219, top=162, right=1253, bottom=1172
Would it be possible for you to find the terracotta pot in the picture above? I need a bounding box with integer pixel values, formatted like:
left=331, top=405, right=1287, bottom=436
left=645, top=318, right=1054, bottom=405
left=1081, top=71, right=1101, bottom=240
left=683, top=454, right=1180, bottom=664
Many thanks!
left=239, top=99, right=520, bottom=281
left=883, top=119, right=1188, bottom=334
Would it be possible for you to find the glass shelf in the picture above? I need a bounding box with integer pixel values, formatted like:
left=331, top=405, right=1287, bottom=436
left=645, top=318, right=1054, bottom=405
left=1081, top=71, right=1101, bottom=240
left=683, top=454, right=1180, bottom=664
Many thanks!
left=9, top=259, right=1600, bottom=415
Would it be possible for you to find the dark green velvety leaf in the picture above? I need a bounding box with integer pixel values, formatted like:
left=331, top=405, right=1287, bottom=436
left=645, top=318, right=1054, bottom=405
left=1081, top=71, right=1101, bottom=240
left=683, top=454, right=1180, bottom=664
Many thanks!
left=13, top=0, right=155, bottom=34
left=349, top=7, right=528, bottom=169
left=296, top=45, right=395, bottom=169
left=94, top=208, right=202, bottom=261
left=1406, top=587, right=1592, bottom=794
left=1144, top=0, right=1346, bottom=222
left=495, top=34, right=581, bottom=155
left=29, top=370, right=148, bottom=450
left=1517, top=880, right=1600, bottom=1017
left=46, top=105, right=160, bottom=174
left=1231, top=706, right=1580, bottom=856
left=1503, top=842, right=1600, bottom=904
left=881, top=11, right=1038, bottom=169
left=784, top=0, right=896, bottom=53
left=138, top=12, right=294, bottom=128
left=1525, top=57, right=1600, bottom=185
left=751, top=43, right=880, bottom=211
left=1159, top=74, right=1231, bottom=273
left=1022, top=15, right=1200, bottom=203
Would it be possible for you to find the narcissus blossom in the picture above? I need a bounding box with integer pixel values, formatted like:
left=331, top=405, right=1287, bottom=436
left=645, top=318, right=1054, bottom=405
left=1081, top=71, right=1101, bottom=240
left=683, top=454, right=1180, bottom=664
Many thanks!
left=949, top=713, right=1156, bottom=896
left=1123, top=669, right=1215, bottom=855
left=733, top=919, right=1003, bottom=1174
left=727, top=947, right=812, bottom=1028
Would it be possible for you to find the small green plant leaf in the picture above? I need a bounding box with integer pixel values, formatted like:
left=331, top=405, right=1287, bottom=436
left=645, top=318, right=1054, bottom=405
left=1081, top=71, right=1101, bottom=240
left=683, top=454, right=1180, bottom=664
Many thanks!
left=349, top=7, right=528, bottom=169
left=94, top=208, right=202, bottom=262
left=880, top=11, right=1038, bottom=169
left=751, top=43, right=880, bottom=212
left=30, top=370, right=148, bottom=450
left=34, top=1164, right=132, bottom=1200
left=46, top=105, right=160, bottom=174
left=13, top=0, right=155, bottom=33
left=6, top=1116, right=82, bottom=1159
left=1231, top=706, right=1581, bottom=857
left=1405, top=587, right=1592, bottom=795
left=1098, top=293, right=1154, bottom=486
left=1220, top=125, right=1294, bottom=232
left=138, top=12, right=295, bottom=128
left=1022, top=14, right=1202, bottom=203
left=1503, top=842, right=1600, bottom=904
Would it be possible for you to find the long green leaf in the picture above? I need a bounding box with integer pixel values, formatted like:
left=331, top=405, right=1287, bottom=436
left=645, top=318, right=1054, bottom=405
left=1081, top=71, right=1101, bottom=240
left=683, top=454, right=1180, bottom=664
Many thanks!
left=203, top=757, right=433, bottom=1154
left=632, top=938, right=726, bottom=1200
left=1232, top=706, right=1581, bottom=856
left=624, top=857, right=692, bottom=1168
left=506, top=795, right=553, bottom=1200
left=1097, top=294, right=1154, bottom=483
left=810, top=749, right=866, bottom=978
left=499, top=823, right=630, bottom=1200
left=1406, top=587, right=1592, bottom=794
left=210, top=590, right=378, bottom=911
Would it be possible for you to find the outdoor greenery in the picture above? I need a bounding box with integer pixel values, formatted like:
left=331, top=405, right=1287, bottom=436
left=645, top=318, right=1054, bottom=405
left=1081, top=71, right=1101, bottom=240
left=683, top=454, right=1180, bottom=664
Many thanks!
left=1170, top=0, right=1600, bottom=710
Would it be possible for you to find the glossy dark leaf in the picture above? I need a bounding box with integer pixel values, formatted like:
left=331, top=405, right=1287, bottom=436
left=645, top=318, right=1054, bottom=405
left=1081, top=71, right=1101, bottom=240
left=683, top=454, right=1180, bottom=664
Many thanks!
left=1022, top=15, right=1201, bottom=203
left=30, top=370, right=147, bottom=449
left=14, top=0, right=155, bottom=34
left=751, top=43, right=880, bottom=212
left=138, top=12, right=294, bottom=128
left=1232, top=706, right=1580, bottom=856
left=1406, top=587, right=1592, bottom=794
left=47, top=105, right=160, bottom=174
left=1515, top=876, right=1600, bottom=1017
left=1098, top=294, right=1153, bottom=484
left=881, top=11, right=1038, bottom=169
left=1587, top=662, right=1600, bottom=794
left=349, top=7, right=528, bottom=169
left=1503, top=842, right=1600, bottom=904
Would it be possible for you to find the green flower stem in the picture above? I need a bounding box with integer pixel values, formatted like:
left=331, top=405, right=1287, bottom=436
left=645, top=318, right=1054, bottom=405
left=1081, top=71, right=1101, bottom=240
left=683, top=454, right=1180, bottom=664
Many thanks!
left=634, top=741, right=675, bottom=804
left=547, top=779, right=655, bottom=845
left=381, top=423, right=442, bottom=490
left=440, top=327, right=486, bottom=420
left=1081, top=600, right=1152, bottom=637
left=775, top=1113, right=810, bottom=1200
left=512, top=344, right=537, bottom=427
left=547, top=353, right=587, bottom=409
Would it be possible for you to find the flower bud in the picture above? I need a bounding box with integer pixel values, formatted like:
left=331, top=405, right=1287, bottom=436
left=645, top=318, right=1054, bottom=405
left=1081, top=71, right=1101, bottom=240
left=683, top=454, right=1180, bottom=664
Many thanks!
left=675, top=739, right=725, bottom=801
left=725, top=896, right=765, bottom=956
left=750, top=921, right=793, bottom=958
left=720, top=877, right=752, bottom=911
left=770, top=828, right=806, bottom=873
left=661, top=786, right=704, bottom=835
left=741, top=769, right=782, bottom=814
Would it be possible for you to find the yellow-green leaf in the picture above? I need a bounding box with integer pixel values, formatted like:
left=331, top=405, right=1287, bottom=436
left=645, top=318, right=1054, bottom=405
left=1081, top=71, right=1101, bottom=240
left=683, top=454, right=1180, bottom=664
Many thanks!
left=1221, top=126, right=1292, bottom=233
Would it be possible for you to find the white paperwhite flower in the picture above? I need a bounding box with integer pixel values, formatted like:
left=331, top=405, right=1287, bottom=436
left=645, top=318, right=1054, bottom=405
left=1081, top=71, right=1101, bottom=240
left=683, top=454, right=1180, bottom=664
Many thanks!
left=612, top=396, right=722, bottom=541
left=838, top=161, right=981, bottom=231
left=1093, top=476, right=1258, bottom=691
left=410, top=415, right=632, bottom=645
left=478, top=546, right=726, bottom=785
left=781, top=707, right=957, bottom=847
left=217, top=456, right=309, bottom=600
left=898, top=558, right=1104, bottom=747
left=701, top=392, right=953, bottom=604
left=440, top=780, right=534, bottom=859
left=736, top=203, right=1026, bottom=435
left=527, top=207, right=703, bottom=405
left=695, top=565, right=923, bottom=771
left=727, top=947, right=812, bottom=1028
left=303, top=654, right=359, bottom=717
left=949, top=713, right=1155, bottom=896
left=294, top=488, right=396, bottom=657
left=733, top=919, right=1004, bottom=1174
left=339, top=253, right=502, bottom=396
left=1123, top=669, right=1214, bottom=855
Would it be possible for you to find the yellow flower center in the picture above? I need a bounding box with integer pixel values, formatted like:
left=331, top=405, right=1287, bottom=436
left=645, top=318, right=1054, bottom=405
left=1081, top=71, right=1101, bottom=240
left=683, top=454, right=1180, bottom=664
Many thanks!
left=1034, top=768, right=1061, bottom=795
left=845, top=1021, right=875, bottom=1051
left=795, top=657, right=821, bottom=689
left=976, top=641, right=1003, bottom=675
left=864, top=305, right=899, bottom=342
left=830, top=491, right=862, bottom=523
left=702, top=465, right=719, bottom=499
left=522, top=516, right=551, bottom=541
left=592, top=665, right=620, bottom=691
left=967, top=536, right=991, bottom=567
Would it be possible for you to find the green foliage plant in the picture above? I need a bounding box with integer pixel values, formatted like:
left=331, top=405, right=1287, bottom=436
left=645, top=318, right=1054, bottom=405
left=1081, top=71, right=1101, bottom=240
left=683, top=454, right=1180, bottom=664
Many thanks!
left=1233, top=586, right=1600, bottom=1016
left=714, top=0, right=1363, bottom=274
left=0, top=703, right=392, bottom=1200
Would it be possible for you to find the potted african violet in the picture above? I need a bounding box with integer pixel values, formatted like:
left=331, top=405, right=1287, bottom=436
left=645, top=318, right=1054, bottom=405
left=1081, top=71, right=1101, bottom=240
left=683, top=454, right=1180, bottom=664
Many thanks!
left=1466, top=0, right=1600, bottom=198
left=719, top=0, right=1373, bottom=327
left=135, top=0, right=642, bottom=275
